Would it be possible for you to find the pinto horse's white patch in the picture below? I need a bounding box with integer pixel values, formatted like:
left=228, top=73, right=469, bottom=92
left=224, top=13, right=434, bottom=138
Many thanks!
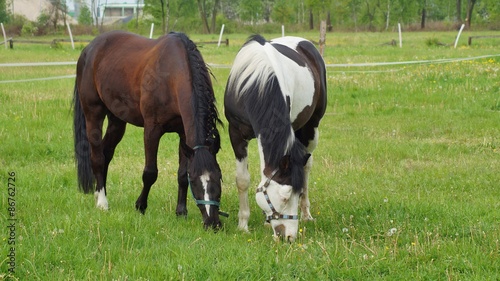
left=200, top=172, right=211, bottom=216
left=94, top=189, right=109, bottom=210
left=269, top=37, right=315, bottom=123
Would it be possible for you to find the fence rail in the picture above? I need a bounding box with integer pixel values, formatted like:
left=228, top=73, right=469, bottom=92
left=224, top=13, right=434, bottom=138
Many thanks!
left=1, top=54, right=499, bottom=84
left=468, top=35, right=500, bottom=46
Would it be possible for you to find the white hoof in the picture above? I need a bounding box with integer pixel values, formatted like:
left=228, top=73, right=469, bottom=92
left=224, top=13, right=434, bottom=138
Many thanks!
left=301, top=214, right=314, bottom=221
left=238, top=223, right=250, bottom=233
left=94, top=190, right=109, bottom=210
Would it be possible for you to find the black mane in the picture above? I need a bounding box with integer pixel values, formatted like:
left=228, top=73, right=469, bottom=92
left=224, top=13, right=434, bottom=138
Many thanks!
left=172, top=32, right=222, bottom=154
left=239, top=35, right=306, bottom=194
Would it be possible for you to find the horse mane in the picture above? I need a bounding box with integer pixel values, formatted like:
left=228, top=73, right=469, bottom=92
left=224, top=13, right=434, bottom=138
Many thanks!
left=229, top=34, right=306, bottom=193
left=171, top=32, right=222, bottom=155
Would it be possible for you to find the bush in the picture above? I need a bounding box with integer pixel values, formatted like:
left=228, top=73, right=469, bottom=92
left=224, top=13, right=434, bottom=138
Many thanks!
left=35, top=12, right=51, bottom=35
left=21, top=22, right=37, bottom=36
left=5, top=14, right=29, bottom=36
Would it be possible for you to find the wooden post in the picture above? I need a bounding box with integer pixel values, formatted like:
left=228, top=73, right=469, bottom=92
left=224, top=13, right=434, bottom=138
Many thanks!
left=319, top=20, right=326, bottom=56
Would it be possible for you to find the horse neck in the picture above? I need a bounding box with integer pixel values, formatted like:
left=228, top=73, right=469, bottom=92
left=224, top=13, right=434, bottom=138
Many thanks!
left=257, top=127, right=295, bottom=171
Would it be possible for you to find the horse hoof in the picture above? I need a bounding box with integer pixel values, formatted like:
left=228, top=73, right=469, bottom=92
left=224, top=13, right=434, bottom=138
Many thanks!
left=237, top=225, right=250, bottom=233
left=176, top=210, right=188, bottom=217
left=95, top=191, right=109, bottom=210
left=97, top=203, right=109, bottom=211
left=135, top=203, right=147, bottom=214
left=301, top=215, right=314, bottom=221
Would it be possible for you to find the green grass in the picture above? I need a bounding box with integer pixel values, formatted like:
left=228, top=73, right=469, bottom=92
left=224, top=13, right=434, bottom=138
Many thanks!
left=1, top=31, right=500, bottom=280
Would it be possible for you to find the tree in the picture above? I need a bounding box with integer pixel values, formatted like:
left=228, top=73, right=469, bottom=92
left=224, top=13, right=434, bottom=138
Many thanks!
left=0, top=0, right=10, bottom=23
left=239, top=0, right=262, bottom=23
left=90, top=0, right=99, bottom=27
left=465, top=0, right=477, bottom=28
left=197, top=0, right=219, bottom=33
left=420, top=0, right=427, bottom=29
left=456, top=0, right=462, bottom=23
left=78, top=4, right=92, bottom=25
left=271, top=0, right=294, bottom=24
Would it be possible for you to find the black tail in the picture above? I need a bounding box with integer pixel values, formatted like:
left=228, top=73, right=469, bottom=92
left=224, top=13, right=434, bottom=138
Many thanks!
left=72, top=83, right=94, bottom=193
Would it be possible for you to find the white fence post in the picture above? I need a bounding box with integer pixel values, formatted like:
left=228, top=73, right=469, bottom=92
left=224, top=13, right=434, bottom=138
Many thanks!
left=282, top=25, right=285, bottom=37
left=454, top=24, right=465, bottom=49
left=1, top=23, right=7, bottom=49
left=150, top=23, right=154, bottom=39
left=67, top=24, right=75, bottom=50
left=398, top=23, right=402, bottom=48
left=217, top=24, right=225, bottom=47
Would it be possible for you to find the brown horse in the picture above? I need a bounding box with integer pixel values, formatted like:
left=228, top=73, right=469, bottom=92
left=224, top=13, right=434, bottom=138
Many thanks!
left=72, top=31, right=223, bottom=229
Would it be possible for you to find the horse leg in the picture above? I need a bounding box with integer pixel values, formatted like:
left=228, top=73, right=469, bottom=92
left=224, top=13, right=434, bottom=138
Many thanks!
left=229, top=124, right=251, bottom=232
left=296, top=127, right=320, bottom=221
left=176, top=138, right=189, bottom=217
left=135, top=124, right=162, bottom=214
left=97, top=114, right=127, bottom=209
left=85, top=106, right=108, bottom=210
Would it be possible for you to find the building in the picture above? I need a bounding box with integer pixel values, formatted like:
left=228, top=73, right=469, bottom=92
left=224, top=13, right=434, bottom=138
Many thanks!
left=9, top=0, right=53, bottom=22
left=98, top=2, right=144, bottom=25
left=8, top=0, right=143, bottom=26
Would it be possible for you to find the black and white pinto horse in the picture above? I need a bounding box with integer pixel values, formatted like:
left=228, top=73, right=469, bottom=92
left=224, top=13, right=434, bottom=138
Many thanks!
left=224, top=35, right=327, bottom=241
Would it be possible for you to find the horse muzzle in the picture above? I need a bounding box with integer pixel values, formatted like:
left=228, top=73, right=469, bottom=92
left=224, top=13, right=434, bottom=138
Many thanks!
left=274, top=224, right=296, bottom=243
left=203, top=215, right=222, bottom=230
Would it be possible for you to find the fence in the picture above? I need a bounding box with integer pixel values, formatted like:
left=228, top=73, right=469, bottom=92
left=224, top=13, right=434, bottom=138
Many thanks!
left=1, top=54, right=499, bottom=84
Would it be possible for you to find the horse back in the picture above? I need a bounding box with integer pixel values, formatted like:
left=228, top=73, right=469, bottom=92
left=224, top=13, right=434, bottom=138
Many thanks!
left=76, top=31, right=191, bottom=128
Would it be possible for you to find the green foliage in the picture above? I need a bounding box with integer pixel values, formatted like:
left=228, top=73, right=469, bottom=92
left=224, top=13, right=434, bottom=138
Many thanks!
left=271, top=0, right=295, bottom=24
left=144, top=0, right=200, bottom=33
left=424, top=37, right=440, bottom=46
left=78, top=4, right=92, bottom=26
left=21, top=21, right=37, bottom=36
left=35, top=12, right=52, bottom=35
left=0, top=0, right=9, bottom=23
left=239, top=0, right=262, bottom=22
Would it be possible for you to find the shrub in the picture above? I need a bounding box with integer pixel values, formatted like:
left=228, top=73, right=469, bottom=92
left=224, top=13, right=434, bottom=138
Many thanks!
left=21, top=21, right=37, bottom=36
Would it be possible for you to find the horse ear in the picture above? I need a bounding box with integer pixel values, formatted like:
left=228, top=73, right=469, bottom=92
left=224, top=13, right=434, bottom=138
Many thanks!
left=303, top=153, right=311, bottom=166
left=279, top=155, right=291, bottom=171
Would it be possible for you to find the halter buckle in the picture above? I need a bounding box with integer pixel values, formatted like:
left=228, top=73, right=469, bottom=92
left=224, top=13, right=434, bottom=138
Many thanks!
left=272, top=212, right=280, bottom=220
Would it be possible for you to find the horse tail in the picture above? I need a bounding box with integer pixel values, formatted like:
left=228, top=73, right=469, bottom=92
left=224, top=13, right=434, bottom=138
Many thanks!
left=173, top=32, right=221, bottom=152
left=72, top=81, right=94, bottom=193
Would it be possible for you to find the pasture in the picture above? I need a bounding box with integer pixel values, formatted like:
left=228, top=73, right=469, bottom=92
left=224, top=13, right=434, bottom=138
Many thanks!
left=1, top=31, right=499, bottom=280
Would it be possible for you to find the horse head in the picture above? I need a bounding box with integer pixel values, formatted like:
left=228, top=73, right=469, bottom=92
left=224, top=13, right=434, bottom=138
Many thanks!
left=186, top=145, right=223, bottom=230
left=255, top=149, right=311, bottom=242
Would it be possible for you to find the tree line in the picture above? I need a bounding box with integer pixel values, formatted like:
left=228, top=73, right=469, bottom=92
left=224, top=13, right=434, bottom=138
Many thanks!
left=146, top=0, right=499, bottom=33
left=0, top=0, right=498, bottom=35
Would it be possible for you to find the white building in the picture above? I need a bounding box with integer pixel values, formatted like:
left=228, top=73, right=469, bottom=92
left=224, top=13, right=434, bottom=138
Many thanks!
left=8, top=0, right=144, bottom=25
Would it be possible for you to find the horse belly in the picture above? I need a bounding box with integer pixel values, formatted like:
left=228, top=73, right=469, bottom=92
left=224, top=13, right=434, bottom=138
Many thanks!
left=100, top=89, right=144, bottom=127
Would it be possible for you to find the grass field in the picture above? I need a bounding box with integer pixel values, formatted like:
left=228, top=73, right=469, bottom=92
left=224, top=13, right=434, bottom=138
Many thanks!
left=1, top=30, right=499, bottom=280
